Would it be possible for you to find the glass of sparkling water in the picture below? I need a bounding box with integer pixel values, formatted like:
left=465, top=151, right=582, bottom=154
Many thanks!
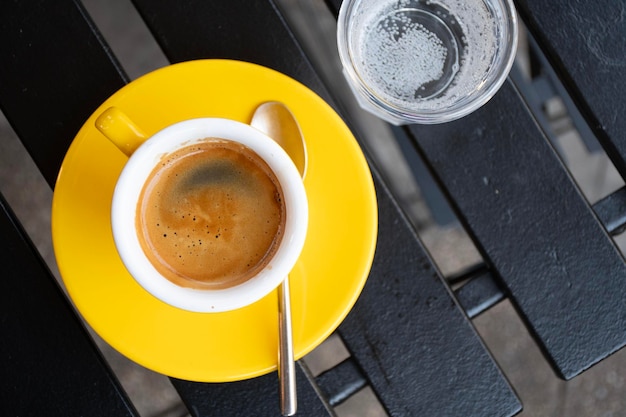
left=337, top=0, right=518, bottom=124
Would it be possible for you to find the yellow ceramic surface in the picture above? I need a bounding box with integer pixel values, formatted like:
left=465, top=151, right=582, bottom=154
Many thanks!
left=51, top=60, right=377, bottom=382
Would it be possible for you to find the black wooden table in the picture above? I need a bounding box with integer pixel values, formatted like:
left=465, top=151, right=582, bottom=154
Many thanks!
left=1, top=0, right=625, bottom=416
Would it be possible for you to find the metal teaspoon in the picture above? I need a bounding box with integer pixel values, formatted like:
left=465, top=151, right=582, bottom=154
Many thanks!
left=251, top=101, right=307, bottom=416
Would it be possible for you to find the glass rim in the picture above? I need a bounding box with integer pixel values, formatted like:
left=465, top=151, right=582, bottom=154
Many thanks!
left=337, top=0, right=519, bottom=124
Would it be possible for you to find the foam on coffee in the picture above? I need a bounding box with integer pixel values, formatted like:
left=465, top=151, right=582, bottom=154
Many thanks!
left=136, top=139, right=286, bottom=290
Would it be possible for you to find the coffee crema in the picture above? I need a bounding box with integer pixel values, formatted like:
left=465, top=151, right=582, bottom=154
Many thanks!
left=136, top=138, right=286, bottom=290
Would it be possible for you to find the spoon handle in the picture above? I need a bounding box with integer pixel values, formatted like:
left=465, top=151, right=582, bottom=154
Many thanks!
left=278, top=277, right=297, bottom=416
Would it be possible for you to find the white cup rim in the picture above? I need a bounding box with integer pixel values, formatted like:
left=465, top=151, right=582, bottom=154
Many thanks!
left=111, top=118, right=308, bottom=312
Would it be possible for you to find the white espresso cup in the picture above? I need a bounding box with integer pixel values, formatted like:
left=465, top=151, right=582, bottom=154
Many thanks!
left=96, top=107, right=308, bottom=313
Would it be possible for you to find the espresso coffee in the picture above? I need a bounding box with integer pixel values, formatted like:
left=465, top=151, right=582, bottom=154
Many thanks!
left=136, top=138, right=286, bottom=290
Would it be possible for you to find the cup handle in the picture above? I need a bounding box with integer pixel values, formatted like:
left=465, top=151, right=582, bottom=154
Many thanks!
left=95, top=107, right=147, bottom=157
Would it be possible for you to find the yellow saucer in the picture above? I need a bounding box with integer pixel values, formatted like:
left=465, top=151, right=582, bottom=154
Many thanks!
left=52, top=60, right=377, bottom=382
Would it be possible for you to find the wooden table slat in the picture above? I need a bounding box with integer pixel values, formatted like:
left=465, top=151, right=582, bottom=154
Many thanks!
left=339, top=178, right=521, bottom=416
left=131, top=0, right=331, bottom=103
left=172, top=365, right=329, bottom=417
left=515, top=0, right=626, bottom=176
left=409, top=81, right=626, bottom=379
left=0, top=194, right=138, bottom=417
left=0, top=0, right=127, bottom=186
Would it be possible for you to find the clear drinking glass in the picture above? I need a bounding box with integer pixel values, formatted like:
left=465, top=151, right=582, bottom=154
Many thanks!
left=337, top=0, right=518, bottom=125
